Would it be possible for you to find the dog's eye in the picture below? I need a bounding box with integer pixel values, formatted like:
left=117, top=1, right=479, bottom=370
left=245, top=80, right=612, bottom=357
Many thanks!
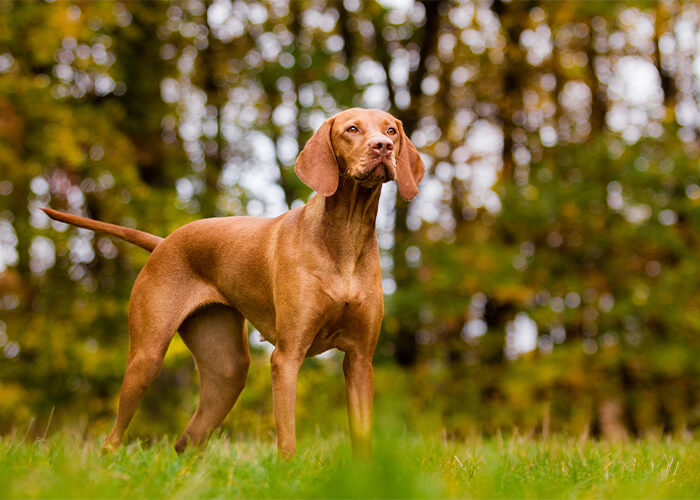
left=346, top=126, right=359, bottom=133
left=387, top=127, right=397, bottom=135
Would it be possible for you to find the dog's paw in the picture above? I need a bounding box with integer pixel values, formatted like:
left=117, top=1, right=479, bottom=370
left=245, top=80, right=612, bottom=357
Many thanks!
left=101, top=436, right=121, bottom=454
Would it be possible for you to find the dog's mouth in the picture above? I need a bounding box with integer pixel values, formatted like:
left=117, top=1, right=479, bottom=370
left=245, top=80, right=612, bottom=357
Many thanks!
left=355, top=156, right=396, bottom=184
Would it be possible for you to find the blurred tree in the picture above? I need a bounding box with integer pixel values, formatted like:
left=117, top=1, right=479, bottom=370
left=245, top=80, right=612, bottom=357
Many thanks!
left=0, top=0, right=698, bottom=439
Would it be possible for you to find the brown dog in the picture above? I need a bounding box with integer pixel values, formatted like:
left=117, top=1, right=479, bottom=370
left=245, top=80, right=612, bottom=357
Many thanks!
left=43, top=108, right=425, bottom=458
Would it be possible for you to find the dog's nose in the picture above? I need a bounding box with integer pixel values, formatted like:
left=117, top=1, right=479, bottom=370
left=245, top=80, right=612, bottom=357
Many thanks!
left=370, top=137, right=394, bottom=156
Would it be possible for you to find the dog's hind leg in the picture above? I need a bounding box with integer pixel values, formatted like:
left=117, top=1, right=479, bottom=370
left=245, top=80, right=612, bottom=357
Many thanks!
left=103, top=272, right=226, bottom=451
left=103, top=338, right=172, bottom=449
left=174, top=304, right=249, bottom=453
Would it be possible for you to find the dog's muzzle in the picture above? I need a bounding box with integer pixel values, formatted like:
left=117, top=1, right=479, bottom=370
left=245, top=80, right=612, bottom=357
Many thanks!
left=356, top=154, right=396, bottom=185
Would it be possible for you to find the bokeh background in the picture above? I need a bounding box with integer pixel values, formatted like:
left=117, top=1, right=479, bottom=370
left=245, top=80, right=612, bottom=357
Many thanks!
left=0, top=0, right=699, bottom=443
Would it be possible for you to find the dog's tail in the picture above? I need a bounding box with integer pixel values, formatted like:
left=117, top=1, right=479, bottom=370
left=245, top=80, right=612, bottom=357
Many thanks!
left=42, top=208, right=163, bottom=252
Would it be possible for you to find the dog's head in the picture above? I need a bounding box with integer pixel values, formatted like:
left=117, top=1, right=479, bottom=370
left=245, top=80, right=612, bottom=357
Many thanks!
left=294, top=108, right=425, bottom=201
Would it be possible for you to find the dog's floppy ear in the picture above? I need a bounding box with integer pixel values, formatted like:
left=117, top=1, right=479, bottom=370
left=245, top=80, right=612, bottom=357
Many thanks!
left=395, top=120, right=425, bottom=201
left=294, top=118, right=339, bottom=197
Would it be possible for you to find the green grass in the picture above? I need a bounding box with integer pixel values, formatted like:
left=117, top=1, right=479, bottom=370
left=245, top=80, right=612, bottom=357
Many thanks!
left=1, top=428, right=698, bottom=499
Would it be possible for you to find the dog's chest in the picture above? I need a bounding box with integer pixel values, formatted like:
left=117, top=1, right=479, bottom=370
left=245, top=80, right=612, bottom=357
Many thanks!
left=325, top=269, right=370, bottom=308
left=324, top=271, right=380, bottom=323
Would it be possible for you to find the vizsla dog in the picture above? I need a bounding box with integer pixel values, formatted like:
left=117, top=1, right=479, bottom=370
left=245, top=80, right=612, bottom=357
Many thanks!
left=43, top=108, right=424, bottom=458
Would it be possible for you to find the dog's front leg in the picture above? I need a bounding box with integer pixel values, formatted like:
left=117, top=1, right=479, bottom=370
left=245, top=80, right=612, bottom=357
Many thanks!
left=343, top=350, right=374, bottom=459
left=270, top=347, right=305, bottom=459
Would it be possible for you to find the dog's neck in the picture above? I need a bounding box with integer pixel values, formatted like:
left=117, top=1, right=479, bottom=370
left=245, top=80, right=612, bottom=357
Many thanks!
left=305, top=176, right=381, bottom=262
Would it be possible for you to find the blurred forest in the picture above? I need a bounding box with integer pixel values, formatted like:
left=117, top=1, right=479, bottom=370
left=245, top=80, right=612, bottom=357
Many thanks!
left=0, top=0, right=699, bottom=442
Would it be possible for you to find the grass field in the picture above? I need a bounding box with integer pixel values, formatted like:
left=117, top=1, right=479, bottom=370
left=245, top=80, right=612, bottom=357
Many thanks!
left=1, top=427, right=698, bottom=499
